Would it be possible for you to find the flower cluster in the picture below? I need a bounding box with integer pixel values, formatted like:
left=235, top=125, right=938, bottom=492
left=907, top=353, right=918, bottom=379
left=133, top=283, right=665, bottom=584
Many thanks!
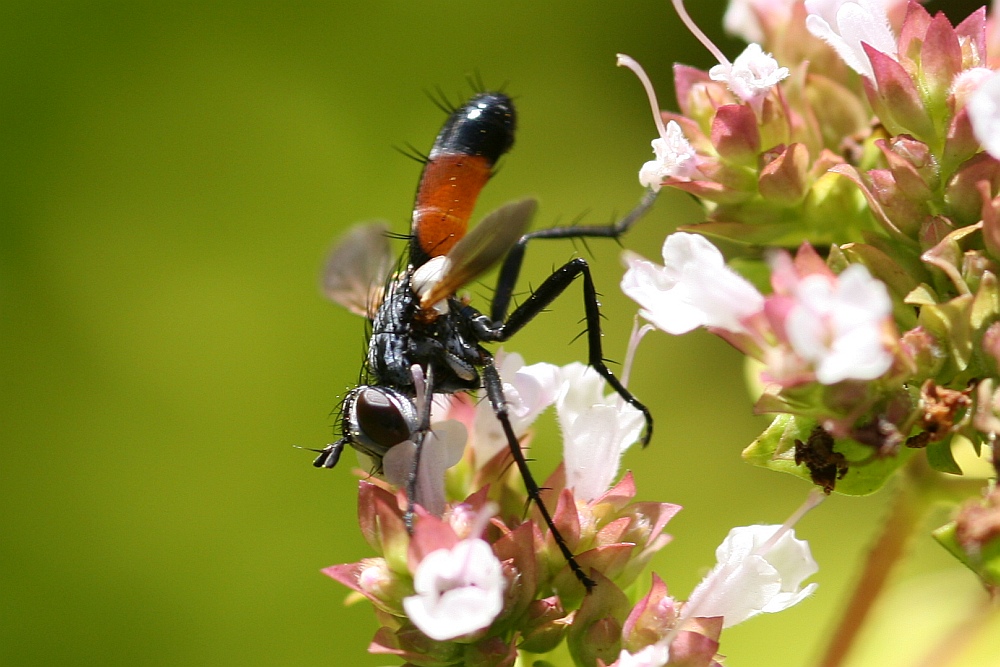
left=619, top=0, right=1000, bottom=504
left=325, top=350, right=819, bottom=666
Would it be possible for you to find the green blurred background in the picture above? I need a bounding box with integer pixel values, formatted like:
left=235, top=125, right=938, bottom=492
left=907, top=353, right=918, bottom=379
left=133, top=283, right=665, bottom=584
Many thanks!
left=1, top=1, right=994, bottom=665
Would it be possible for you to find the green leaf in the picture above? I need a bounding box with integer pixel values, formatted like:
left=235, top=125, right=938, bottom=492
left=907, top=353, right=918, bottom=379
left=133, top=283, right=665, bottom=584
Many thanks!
left=829, top=439, right=916, bottom=496
left=925, top=436, right=962, bottom=475
left=743, top=414, right=816, bottom=484
left=743, top=414, right=915, bottom=496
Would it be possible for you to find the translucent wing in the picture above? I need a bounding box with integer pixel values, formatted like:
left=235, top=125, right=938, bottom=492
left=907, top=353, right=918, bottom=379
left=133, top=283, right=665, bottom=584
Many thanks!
left=321, top=221, right=394, bottom=318
left=420, top=198, right=536, bottom=308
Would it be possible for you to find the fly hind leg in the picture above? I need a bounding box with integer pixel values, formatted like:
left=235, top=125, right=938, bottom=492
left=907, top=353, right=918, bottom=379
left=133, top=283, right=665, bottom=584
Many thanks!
left=490, top=190, right=657, bottom=323
left=476, top=257, right=653, bottom=445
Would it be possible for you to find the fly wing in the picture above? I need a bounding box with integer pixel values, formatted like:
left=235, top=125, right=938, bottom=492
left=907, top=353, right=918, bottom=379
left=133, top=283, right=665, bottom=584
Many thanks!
left=420, top=198, right=536, bottom=308
left=321, top=221, right=394, bottom=319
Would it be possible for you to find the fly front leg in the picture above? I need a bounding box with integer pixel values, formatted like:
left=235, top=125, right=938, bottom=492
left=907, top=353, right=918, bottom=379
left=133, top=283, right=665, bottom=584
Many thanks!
left=404, top=364, right=435, bottom=532
left=478, top=257, right=653, bottom=446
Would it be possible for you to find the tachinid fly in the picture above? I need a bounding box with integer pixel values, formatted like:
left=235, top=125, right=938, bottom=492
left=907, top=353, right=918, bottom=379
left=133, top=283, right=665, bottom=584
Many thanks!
left=316, top=91, right=657, bottom=591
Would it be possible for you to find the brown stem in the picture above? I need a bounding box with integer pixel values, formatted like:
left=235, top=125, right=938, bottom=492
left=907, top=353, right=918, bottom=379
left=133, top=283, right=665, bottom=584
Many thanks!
left=817, top=457, right=935, bottom=667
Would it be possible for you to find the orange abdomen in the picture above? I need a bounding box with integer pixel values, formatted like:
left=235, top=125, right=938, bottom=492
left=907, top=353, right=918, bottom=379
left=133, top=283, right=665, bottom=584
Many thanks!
left=409, top=92, right=516, bottom=268
left=412, top=154, right=492, bottom=259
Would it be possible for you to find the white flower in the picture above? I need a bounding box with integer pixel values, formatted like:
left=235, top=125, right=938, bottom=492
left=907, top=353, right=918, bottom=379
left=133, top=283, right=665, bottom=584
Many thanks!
left=614, top=643, right=670, bottom=667
left=685, top=525, right=818, bottom=628
left=639, top=121, right=699, bottom=191
left=402, top=538, right=505, bottom=641
left=805, top=0, right=897, bottom=80
left=472, top=350, right=560, bottom=461
left=968, top=69, right=1000, bottom=160
left=784, top=264, right=893, bottom=384
left=621, top=232, right=765, bottom=335
left=618, top=54, right=700, bottom=191
left=555, top=363, right=644, bottom=502
left=709, top=43, right=789, bottom=111
left=723, top=0, right=797, bottom=43
left=382, top=419, right=467, bottom=516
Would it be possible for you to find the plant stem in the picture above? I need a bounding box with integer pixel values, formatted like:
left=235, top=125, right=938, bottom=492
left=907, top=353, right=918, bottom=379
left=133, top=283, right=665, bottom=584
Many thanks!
left=817, top=456, right=935, bottom=667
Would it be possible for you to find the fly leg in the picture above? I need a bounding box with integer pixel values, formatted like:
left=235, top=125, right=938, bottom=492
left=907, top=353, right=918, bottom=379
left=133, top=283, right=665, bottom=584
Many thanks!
left=404, top=364, right=435, bottom=531
left=481, top=360, right=597, bottom=592
left=477, top=258, right=653, bottom=445
left=490, top=190, right=657, bottom=322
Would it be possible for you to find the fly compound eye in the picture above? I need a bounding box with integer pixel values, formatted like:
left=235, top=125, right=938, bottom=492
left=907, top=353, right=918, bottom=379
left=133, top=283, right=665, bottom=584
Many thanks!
left=346, top=387, right=418, bottom=457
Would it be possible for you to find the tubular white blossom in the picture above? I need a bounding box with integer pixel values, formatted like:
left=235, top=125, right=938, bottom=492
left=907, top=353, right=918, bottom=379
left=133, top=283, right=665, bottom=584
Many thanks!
left=674, top=0, right=787, bottom=109
left=402, top=538, right=505, bottom=641
left=638, top=122, right=699, bottom=190
left=472, top=350, right=560, bottom=461
left=684, top=524, right=818, bottom=628
left=784, top=264, right=893, bottom=384
left=709, top=43, right=789, bottom=111
left=382, top=420, right=467, bottom=516
left=968, top=69, right=1000, bottom=160
left=618, top=54, right=699, bottom=190
left=804, top=0, right=897, bottom=80
left=621, top=232, right=765, bottom=335
left=556, top=363, right=644, bottom=502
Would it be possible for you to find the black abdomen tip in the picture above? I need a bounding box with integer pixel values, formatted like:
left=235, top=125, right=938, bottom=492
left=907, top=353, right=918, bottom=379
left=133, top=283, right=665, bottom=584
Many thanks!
left=429, top=92, right=516, bottom=165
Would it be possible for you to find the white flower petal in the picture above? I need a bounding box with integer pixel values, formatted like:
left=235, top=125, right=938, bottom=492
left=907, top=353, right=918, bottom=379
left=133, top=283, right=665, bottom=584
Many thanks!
left=685, top=524, right=818, bottom=628
left=724, top=0, right=810, bottom=43
left=709, top=43, right=789, bottom=108
left=403, top=538, right=504, bottom=640
left=555, top=364, right=644, bottom=502
left=472, top=351, right=560, bottom=461
left=622, top=233, right=765, bottom=335
left=615, top=643, right=670, bottom=667
left=382, top=419, right=468, bottom=516
left=639, top=121, right=698, bottom=190
left=804, top=0, right=897, bottom=79
left=783, top=264, right=892, bottom=384
left=968, top=69, right=1000, bottom=160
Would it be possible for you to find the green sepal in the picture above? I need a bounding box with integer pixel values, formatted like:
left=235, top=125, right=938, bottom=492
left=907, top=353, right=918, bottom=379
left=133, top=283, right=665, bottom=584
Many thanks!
left=915, top=295, right=973, bottom=373
left=971, top=271, right=1000, bottom=332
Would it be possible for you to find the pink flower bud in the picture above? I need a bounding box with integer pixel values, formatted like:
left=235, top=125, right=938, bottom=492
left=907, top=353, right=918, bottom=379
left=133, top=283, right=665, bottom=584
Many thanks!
left=711, top=104, right=761, bottom=164
left=863, top=44, right=934, bottom=139
left=621, top=574, right=678, bottom=650
left=759, top=142, right=810, bottom=205
left=946, top=153, right=1000, bottom=226
left=519, top=596, right=569, bottom=653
